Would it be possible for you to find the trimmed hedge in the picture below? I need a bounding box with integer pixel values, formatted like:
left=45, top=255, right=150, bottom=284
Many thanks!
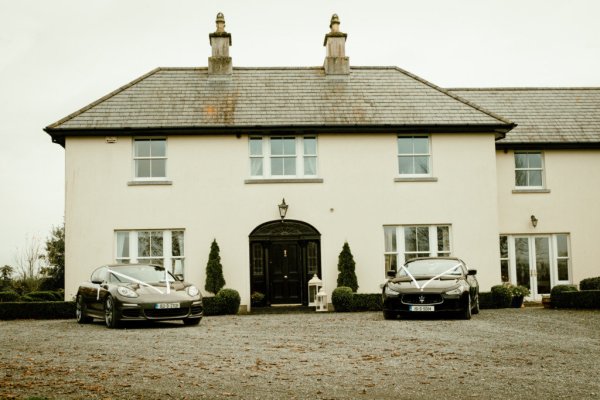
left=21, top=291, right=64, bottom=302
left=0, top=301, right=75, bottom=320
left=331, top=287, right=354, bottom=312
left=203, top=288, right=241, bottom=316
left=352, top=293, right=382, bottom=311
left=580, top=277, right=600, bottom=291
left=478, top=292, right=497, bottom=309
left=0, top=291, right=21, bottom=302
left=551, top=290, right=600, bottom=309
left=550, top=284, right=578, bottom=296
left=491, top=285, right=513, bottom=308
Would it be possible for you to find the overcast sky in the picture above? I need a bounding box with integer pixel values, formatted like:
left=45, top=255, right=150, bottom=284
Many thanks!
left=1, top=0, right=599, bottom=269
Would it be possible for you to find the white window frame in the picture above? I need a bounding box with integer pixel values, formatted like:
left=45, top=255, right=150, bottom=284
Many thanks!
left=499, top=234, right=571, bottom=297
left=397, top=135, right=432, bottom=177
left=383, top=225, right=452, bottom=276
left=133, top=138, right=167, bottom=181
left=115, top=230, right=185, bottom=277
left=514, top=151, right=545, bottom=189
left=248, top=136, right=318, bottom=179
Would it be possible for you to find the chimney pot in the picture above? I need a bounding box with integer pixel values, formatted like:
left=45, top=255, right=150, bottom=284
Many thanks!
left=208, top=12, right=232, bottom=75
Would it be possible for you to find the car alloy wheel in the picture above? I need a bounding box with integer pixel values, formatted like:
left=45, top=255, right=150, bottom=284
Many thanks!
left=104, top=295, right=120, bottom=329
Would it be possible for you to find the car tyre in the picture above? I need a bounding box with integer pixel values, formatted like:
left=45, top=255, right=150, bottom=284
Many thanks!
left=183, top=317, right=202, bottom=326
left=383, top=310, right=397, bottom=320
left=472, top=294, right=480, bottom=315
left=461, top=294, right=472, bottom=320
left=76, top=294, right=93, bottom=324
left=104, top=295, right=120, bottom=329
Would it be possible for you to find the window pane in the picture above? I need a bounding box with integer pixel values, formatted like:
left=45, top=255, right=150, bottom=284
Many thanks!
left=138, top=232, right=150, bottom=258
left=413, top=137, right=429, bottom=154
left=437, top=227, right=450, bottom=253
left=556, top=235, right=568, bottom=257
left=304, top=157, right=316, bottom=175
left=414, top=156, right=429, bottom=174
left=172, top=231, right=184, bottom=257
left=252, top=243, right=264, bottom=276
left=557, top=259, right=569, bottom=281
left=271, top=158, right=283, bottom=175
left=283, top=157, right=296, bottom=175
left=150, top=140, right=166, bottom=157
left=136, top=160, right=151, bottom=178
left=151, top=159, right=166, bottom=178
left=529, top=170, right=542, bottom=186
left=173, top=259, right=184, bottom=277
left=384, top=227, right=397, bottom=252
left=515, top=238, right=530, bottom=288
left=515, top=170, right=527, bottom=187
left=404, top=227, right=416, bottom=252
left=249, top=138, right=262, bottom=156
left=499, top=236, right=508, bottom=258
left=283, top=138, right=295, bottom=155
left=515, top=153, right=527, bottom=169
left=303, top=138, right=316, bottom=155
left=385, top=254, right=397, bottom=272
left=398, top=156, right=413, bottom=174
left=135, top=140, right=151, bottom=157
left=528, top=153, right=542, bottom=168
left=117, top=232, right=129, bottom=258
left=416, top=227, right=429, bottom=252
left=251, top=158, right=263, bottom=176
left=151, top=232, right=163, bottom=257
left=501, top=260, right=509, bottom=282
left=397, top=137, right=413, bottom=154
left=271, top=138, right=283, bottom=155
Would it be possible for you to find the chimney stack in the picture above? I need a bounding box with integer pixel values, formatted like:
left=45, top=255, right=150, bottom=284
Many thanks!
left=323, top=14, right=349, bottom=75
left=208, top=12, right=232, bottom=75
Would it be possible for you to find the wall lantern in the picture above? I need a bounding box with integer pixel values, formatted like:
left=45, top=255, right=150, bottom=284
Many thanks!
left=531, top=215, right=538, bottom=228
left=278, top=198, right=288, bottom=221
left=316, top=288, right=328, bottom=312
left=308, top=274, right=323, bottom=307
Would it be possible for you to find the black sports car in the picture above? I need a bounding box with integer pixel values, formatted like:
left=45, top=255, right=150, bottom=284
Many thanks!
left=382, top=257, right=479, bottom=320
left=76, top=264, right=203, bottom=328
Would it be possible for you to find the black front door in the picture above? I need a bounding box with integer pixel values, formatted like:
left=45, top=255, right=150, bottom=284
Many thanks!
left=269, top=242, right=302, bottom=304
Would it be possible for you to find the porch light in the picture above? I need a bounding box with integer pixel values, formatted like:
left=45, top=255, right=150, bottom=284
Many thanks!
left=278, top=198, right=288, bottom=221
left=316, top=288, right=328, bottom=312
left=308, top=274, right=323, bottom=307
left=531, top=215, right=538, bottom=228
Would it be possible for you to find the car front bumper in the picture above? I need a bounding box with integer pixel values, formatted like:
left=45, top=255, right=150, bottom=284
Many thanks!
left=117, top=300, right=204, bottom=321
left=383, top=293, right=467, bottom=314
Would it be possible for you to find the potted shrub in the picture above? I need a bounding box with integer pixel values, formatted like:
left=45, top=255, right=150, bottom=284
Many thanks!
left=510, top=284, right=530, bottom=308
left=251, top=291, right=265, bottom=307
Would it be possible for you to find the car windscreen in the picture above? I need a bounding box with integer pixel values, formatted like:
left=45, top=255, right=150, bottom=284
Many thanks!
left=108, top=265, right=176, bottom=284
left=399, top=259, right=463, bottom=277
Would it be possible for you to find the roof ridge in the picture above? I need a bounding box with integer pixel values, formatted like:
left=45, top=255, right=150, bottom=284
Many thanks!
left=392, top=67, right=515, bottom=127
left=45, top=67, right=163, bottom=131
left=449, top=87, right=600, bottom=91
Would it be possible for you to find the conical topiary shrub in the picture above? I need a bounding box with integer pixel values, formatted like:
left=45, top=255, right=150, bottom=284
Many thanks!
left=205, top=239, right=226, bottom=295
left=337, top=242, right=358, bottom=292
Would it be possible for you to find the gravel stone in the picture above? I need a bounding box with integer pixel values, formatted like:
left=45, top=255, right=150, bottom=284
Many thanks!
left=1, top=308, right=599, bottom=399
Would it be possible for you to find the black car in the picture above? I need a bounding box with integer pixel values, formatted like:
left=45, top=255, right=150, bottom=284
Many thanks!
left=382, top=257, right=479, bottom=320
left=76, top=264, right=203, bottom=328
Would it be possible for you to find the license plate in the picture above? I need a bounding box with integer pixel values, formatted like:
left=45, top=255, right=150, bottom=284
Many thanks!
left=155, top=303, right=180, bottom=309
left=409, top=305, right=434, bottom=312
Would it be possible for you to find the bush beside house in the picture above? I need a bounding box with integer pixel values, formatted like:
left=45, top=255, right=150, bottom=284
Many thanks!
left=205, top=239, right=226, bottom=295
left=336, top=242, right=358, bottom=292
left=203, top=288, right=241, bottom=316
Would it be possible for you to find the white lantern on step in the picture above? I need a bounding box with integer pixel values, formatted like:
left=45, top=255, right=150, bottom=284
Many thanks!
left=316, top=288, right=328, bottom=312
left=308, top=274, right=323, bottom=307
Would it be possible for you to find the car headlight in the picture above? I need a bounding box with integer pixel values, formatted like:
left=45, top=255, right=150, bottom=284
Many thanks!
left=186, top=285, right=199, bottom=297
left=117, top=286, right=138, bottom=298
left=444, top=287, right=463, bottom=296
left=384, top=285, right=400, bottom=297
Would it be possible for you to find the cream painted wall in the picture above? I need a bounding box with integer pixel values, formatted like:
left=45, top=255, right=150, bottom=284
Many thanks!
left=496, top=149, right=600, bottom=285
left=64, top=133, right=501, bottom=303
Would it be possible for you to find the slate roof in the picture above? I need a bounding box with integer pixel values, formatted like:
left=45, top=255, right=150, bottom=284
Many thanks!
left=451, top=88, right=600, bottom=145
left=45, top=67, right=513, bottom=144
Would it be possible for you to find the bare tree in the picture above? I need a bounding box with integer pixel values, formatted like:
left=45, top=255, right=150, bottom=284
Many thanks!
left=15, top=236, right=44, bottom=281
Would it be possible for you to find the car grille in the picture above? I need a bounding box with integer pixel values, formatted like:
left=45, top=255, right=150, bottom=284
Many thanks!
left=402, top=294, right=443, bottom=305
left=122, top=309, right=141, bottom=318
left=191, top=305, right=203, bottom=315
left=144, top=307, right=190, bottom=319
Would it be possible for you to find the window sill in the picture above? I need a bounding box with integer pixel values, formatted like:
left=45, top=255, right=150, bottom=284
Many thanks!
left=127, top=180, right=173, bottom=186
left=512, top=188, right=551, bottom=194
left=245, top=178, right=324, bottom=184
left=394, top=177, right=438, bottom=183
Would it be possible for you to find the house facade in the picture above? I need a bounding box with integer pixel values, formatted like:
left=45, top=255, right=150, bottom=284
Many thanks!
left=45, top=14, right=600, bottom=308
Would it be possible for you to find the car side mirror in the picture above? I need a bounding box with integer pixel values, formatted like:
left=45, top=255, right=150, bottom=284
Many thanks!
left=386, top=270, right=396, bottom=279
left=467, top=269, right=477, bottom=276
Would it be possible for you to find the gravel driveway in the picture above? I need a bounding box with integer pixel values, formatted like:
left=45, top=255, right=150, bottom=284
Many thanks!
left=1, top=308, right=599, bottom=399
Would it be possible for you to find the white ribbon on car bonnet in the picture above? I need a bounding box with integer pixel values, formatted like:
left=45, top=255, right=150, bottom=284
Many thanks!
left=95, top=268, right=171, bottom=300
left=400, top=263, right=462, bottom=292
